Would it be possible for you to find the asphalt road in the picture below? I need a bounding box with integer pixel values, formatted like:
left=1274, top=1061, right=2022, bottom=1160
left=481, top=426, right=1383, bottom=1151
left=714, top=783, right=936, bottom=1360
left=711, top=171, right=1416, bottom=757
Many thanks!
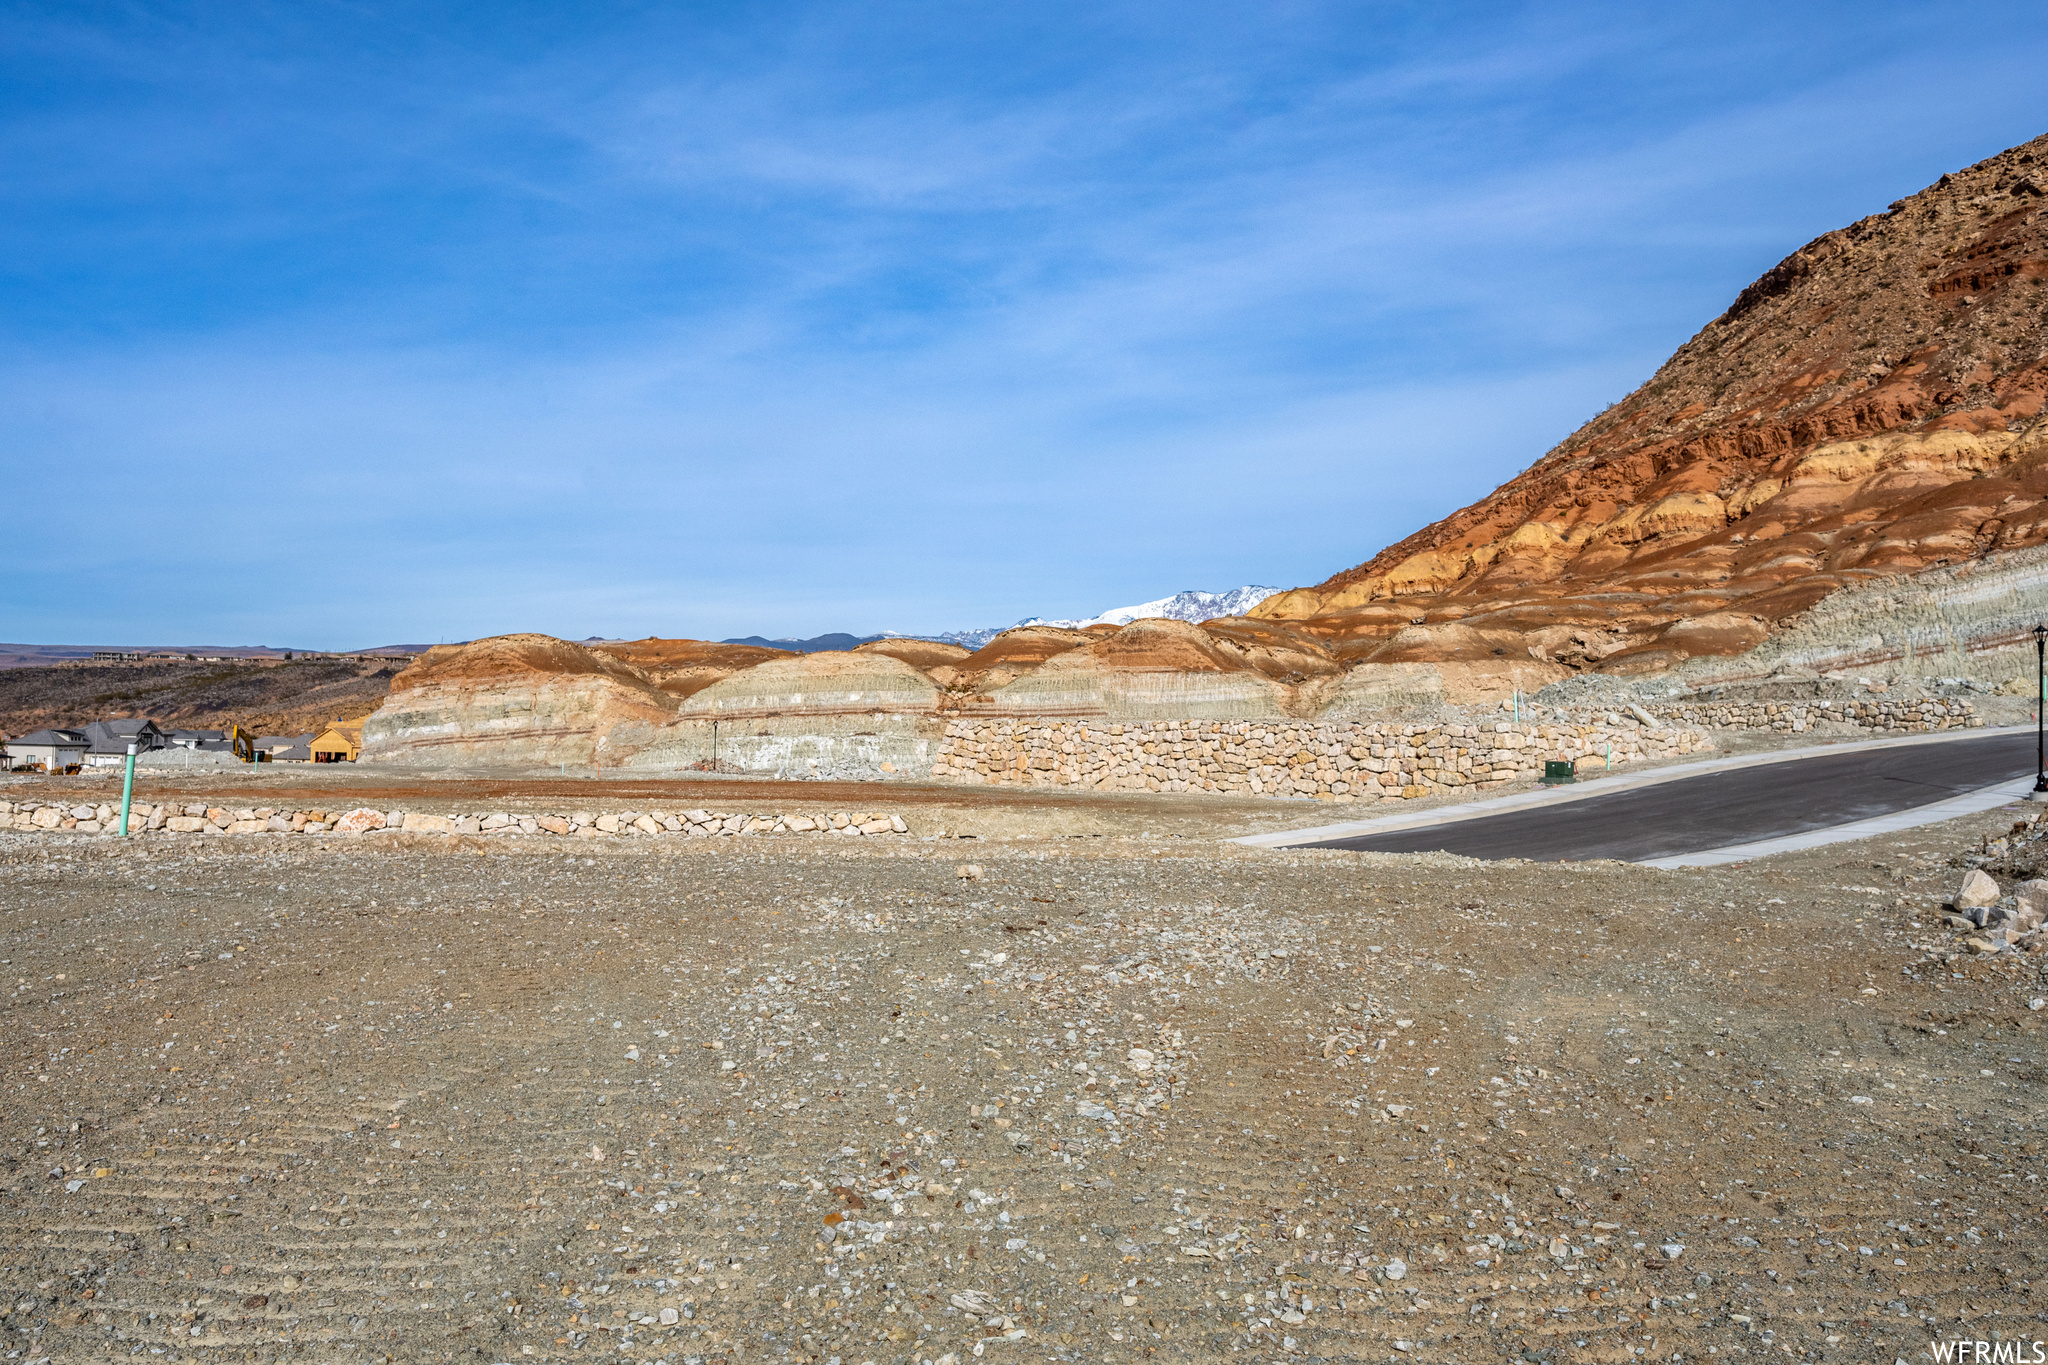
left=1286, top=728, right=2041, bottom=862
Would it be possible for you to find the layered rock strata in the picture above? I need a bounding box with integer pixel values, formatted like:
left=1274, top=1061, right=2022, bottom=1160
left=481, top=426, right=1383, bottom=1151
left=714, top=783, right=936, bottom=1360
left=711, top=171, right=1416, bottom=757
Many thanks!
left=589, top=638, right=795, bottom=700
left=1663, top=540, right=2048, bottom=689
left=361, top=634, right=677, bottom=768
left=976, top=619, right=1299, bottom=719
left=854, top=638, right=973, bottom=671
left=1255, top=131, right=2048, bottom=675
left=623, top=650, right=946, bottom=778
left=929, top=626, right=1101, bottom=695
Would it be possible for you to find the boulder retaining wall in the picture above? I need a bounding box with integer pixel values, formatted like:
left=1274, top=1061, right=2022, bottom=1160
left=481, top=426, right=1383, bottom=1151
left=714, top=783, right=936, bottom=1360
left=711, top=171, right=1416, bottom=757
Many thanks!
left=928, top=714, right=1712, bottom=801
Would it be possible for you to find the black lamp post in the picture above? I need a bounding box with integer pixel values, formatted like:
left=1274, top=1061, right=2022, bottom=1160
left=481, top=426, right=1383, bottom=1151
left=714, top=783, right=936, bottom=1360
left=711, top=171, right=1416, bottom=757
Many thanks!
left=2035, top=623, right=2047, bottom=799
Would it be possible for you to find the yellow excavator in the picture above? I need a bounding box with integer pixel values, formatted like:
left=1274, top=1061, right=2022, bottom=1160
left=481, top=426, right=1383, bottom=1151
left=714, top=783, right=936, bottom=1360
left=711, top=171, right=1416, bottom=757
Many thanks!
left=225, top=725, right=260, bottom=763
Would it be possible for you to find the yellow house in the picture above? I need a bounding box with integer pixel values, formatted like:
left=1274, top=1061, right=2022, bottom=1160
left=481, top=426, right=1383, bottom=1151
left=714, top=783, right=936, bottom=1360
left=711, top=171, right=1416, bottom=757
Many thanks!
left=310, top=720, right=362, bottom=763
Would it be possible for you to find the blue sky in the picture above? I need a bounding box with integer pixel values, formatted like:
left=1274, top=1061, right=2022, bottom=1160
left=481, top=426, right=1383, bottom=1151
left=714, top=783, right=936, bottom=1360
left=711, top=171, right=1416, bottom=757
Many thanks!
left=3, top=2, right=2045, bottom=648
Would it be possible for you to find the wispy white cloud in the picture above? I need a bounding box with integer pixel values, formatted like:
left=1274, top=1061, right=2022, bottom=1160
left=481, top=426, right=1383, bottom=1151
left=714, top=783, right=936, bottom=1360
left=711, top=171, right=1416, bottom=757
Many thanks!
left=1, top=0, right=2045, bottom=645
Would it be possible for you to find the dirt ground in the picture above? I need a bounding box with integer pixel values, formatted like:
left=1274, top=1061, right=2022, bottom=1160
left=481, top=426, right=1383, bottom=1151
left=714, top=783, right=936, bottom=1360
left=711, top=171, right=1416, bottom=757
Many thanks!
left=2, top=776, right=2043, bottom=1365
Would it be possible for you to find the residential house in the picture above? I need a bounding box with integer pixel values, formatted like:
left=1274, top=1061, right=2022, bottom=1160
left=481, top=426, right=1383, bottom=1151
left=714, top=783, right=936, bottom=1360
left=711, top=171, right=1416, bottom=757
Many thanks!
left=80, top=718, right=172, bottom=767
left=3, top=729, right=89, bottom=772
left=310, top=721, right=361, bottom=763
left=259, top=734, right=315, bottom=762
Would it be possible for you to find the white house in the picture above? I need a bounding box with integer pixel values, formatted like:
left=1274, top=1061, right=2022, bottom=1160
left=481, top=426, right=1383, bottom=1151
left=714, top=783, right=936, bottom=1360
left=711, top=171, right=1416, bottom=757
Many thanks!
left=4, top=729, right=89, bottom=772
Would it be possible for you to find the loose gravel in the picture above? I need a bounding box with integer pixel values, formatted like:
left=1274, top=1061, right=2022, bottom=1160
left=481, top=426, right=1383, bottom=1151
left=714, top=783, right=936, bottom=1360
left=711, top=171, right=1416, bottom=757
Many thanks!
left=2, top=805, right=2042, bottom=1364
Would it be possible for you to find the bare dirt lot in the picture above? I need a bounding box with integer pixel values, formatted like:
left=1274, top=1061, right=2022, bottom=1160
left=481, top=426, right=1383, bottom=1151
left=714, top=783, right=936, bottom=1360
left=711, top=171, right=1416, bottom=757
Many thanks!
left=2, top=788, right=2042, bottom=1365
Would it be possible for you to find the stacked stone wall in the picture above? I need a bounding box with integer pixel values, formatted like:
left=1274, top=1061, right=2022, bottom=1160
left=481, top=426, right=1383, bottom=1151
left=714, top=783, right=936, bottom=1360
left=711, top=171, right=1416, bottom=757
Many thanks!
left=1648, top=696, right=1978, bottom=734
left=0, top=800, right=909, bottom=839
left=928, top=715, right=1710, bottom=802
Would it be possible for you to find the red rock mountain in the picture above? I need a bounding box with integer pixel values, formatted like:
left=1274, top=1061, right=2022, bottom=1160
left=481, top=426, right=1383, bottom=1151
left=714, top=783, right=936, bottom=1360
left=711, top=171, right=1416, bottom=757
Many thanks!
left=1253, top=132, right=2048, bottom=675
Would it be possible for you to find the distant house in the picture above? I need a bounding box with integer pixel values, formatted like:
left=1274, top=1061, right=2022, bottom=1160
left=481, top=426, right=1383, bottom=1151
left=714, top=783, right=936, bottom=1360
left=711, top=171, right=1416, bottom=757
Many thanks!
left=167, top=729, right=229, bottom=752
left=4, top=729, right=89, bottom=772
left=259, top=733, right=315, bottom=762
left=80, top=718, right=172, bottom=767
left=310, top=721, right=361, bottom=763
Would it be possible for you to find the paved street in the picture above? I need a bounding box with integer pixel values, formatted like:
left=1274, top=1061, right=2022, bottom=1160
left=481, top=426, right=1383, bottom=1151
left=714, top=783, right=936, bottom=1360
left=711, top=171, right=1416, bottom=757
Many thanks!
left=1284, top=728, right=2041, bottom=861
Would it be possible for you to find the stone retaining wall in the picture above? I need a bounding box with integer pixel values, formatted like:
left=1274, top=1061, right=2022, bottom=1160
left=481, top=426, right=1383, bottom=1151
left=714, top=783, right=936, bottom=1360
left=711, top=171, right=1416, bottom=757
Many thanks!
left=1648, top=696, right=1978, bottom=733
left=928, top=715, right=1711, bottom=802
left=0, top=800, right=909, bottom=839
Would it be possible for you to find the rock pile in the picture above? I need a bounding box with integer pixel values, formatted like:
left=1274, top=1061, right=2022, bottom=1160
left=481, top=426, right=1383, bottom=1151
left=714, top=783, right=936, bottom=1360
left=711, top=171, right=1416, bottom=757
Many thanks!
left=0, top=800, right=909, bottom=839
left=1939, top=865, right=2048, bottom=956
left=930, top=714, right=1709, bottom=800
left=1650, top=696, right=1977, bottom=733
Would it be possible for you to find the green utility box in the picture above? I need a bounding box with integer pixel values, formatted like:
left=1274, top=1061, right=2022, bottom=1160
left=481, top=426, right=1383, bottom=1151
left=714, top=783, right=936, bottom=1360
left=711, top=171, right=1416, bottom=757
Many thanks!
left=1540, top=760, right=1577, bottom=786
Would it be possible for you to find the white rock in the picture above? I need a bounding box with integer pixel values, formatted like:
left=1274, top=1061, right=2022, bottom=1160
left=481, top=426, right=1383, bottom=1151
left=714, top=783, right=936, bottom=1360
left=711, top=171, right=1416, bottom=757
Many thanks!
left=1954, top=869, right=2000, bottom=910
left=1383, top=1259, right=1406, bottom=1281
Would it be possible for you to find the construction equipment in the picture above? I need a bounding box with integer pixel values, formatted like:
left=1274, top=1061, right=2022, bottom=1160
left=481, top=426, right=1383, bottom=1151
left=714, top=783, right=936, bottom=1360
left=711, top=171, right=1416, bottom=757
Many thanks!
left=227, top=725, right=259, bottom=763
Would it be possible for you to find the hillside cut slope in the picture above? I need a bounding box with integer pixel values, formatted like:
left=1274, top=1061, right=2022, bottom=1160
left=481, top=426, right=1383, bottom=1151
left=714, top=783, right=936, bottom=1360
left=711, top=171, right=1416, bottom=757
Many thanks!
left=1254, top=132, right=2048, bottom=675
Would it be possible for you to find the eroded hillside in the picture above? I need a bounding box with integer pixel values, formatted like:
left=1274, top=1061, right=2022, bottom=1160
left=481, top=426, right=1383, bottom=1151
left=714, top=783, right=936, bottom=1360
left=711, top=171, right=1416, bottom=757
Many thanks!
left=1255, top=131, right=2048, bottom=675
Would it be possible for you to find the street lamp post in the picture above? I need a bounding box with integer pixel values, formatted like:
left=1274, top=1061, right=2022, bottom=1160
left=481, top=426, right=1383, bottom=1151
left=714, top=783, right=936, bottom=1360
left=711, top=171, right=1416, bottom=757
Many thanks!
left=2035, top=624, right=2048, bottom=800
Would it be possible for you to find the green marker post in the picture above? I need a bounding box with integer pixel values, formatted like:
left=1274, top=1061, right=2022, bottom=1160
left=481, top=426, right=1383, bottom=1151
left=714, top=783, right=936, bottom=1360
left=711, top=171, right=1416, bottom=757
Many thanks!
left=118, top=741, right=137, bottom=835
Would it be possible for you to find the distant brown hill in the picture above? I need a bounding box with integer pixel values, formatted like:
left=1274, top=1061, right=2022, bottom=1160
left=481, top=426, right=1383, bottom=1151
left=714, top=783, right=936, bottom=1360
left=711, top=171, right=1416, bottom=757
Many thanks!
left=1254, top=131, right=2048, bottom=676
left=0, top=657, right=403, bottom=739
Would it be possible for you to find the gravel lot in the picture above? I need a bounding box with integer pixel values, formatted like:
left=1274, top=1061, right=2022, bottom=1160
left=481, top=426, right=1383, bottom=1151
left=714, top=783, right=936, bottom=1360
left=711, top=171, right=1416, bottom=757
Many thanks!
left=2, top=788, right=2042, bottom=1365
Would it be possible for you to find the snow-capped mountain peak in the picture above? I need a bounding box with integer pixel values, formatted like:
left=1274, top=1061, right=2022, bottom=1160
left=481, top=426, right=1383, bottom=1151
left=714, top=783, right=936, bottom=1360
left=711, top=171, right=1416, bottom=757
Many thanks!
left=1024, top=586, right=1281, bottom=630
left=936, top=587, right=1279, bottom=649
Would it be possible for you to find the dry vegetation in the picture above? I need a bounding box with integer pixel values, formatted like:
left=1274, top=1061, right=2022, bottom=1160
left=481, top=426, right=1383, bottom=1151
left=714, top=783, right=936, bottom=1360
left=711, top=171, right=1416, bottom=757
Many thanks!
left=0, top=658, right=401, bottom=739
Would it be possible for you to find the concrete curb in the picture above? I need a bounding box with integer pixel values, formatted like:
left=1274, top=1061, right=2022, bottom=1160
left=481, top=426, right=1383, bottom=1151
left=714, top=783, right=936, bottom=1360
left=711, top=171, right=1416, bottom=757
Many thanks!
left=1639, top=776, right=2040, bottom=867
left=1231, top=722, right=2027, bottom=851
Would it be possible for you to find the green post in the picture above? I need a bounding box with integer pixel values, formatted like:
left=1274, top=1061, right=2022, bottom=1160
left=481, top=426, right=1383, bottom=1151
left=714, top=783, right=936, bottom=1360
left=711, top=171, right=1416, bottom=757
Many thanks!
left=118, top=742, right=136, bottom=835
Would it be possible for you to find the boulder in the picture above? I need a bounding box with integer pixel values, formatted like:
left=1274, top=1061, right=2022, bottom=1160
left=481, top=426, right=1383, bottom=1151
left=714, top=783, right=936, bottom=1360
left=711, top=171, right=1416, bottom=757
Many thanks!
left=1955, top=869, right=2002, bottom=910
left=402, top=813, right=454, bottom=834
left=334, top=808, right=387, bottom=835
